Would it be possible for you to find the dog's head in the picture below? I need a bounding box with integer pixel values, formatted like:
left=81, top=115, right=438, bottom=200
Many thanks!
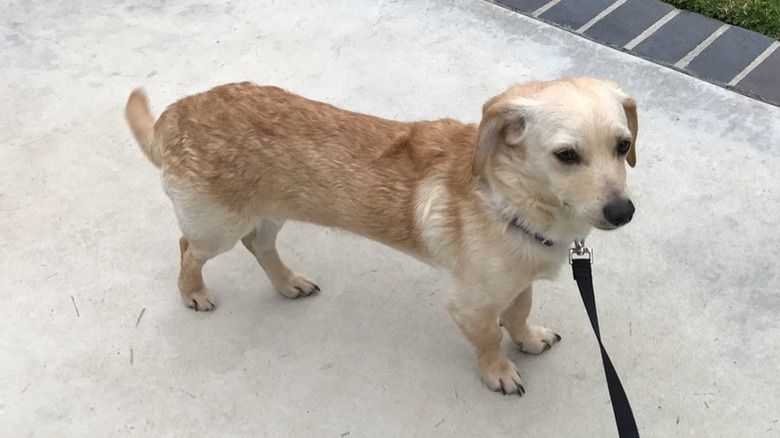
left=473, top=77, right=637, bottom=231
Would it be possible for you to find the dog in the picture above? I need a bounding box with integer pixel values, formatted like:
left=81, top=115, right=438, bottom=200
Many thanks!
left=124, top=77, right=637, bottom=395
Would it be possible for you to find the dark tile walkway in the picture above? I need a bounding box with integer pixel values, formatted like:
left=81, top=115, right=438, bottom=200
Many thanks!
left=584, top=0, right=674, bottom=48
left=738, top=49, right=780, bottom=105
left=538, top=0, right=615, bottom=30
left=632, top=11, right=722, bottom=65
left=490, top=0, right=780, bottom=107
left=686, top=26, right=773, bottom=83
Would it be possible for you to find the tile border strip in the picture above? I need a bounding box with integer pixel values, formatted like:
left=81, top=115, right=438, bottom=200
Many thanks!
left=489, top=0, right=780, bottom=107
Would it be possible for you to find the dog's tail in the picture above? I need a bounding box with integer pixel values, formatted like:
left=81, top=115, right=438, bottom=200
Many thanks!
left=125, top=88, right=163, bottom=168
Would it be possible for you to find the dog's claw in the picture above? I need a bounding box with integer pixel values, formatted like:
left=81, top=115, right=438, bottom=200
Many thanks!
left=495, top=377, right=525, bottom=396
left=293, top=284, right=319, bottom=297
left=187, top=297, right=214, bottom=311
left=554, top=333, right=562, bottom=342
left=542, top=340, right=551, bottom=351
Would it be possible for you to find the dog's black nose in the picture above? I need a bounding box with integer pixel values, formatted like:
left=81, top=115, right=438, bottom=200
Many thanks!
left=603, top=199, right=635, bottom=227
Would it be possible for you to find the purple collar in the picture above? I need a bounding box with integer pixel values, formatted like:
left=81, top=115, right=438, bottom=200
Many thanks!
left=512, top=218, right=555, bottom=247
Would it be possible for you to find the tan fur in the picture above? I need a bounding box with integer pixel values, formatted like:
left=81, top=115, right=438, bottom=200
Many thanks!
left=124, top=77, right=637, bottom=394
left=125, top=89, right=163, bottom=167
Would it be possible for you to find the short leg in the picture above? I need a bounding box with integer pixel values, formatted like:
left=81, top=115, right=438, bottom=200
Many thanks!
left=241, top=220, right=319, bottom=298
left=447, top=295, right=525, bottom=395
left=499, top=285, right=561, bottom=354
left=166, top=183, right=251, bottom=311
left=178, top=236, right=219, bottom=311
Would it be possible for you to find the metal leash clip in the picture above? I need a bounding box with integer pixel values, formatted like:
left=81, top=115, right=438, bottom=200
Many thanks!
left=569, top=239, right=593, bottom=264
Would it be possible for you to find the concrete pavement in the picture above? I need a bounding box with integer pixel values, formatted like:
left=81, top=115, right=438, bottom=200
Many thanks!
left=2, top=0, right=779, bottom=436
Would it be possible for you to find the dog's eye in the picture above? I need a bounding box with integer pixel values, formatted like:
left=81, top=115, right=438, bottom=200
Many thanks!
left=555, top=149, right=580, bottom=164
left=617, top=139, right=631, bottom=155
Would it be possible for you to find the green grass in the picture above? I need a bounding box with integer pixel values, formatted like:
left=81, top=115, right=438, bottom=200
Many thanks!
left=665, top=0, right=780, bottom=39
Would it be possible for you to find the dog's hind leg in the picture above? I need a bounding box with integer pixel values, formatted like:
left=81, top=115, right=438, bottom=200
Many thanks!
left=177, top=236, right=221, bottom=311
left=241, top=219, right=320, bottom=298
left=176, top=224, right=248, bottom=311
left=167, top=185, right=251, bottom=311
left=499, top=285, right=561, bottom=354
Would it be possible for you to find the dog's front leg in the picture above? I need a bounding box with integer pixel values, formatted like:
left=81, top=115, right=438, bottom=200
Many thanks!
left=446, top=286, right=525, bottom=395
left=499, top=285, right=562, bottom=354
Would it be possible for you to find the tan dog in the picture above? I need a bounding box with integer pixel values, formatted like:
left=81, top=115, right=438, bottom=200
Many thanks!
left=125, top=77, right=637, bottom=395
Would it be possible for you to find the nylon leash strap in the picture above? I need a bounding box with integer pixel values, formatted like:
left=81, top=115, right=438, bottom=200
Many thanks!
left=570, top=241, right=639, bottom=438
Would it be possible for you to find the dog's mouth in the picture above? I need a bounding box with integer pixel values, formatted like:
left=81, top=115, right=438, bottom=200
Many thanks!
left=594, top=216, right=633, bottom=231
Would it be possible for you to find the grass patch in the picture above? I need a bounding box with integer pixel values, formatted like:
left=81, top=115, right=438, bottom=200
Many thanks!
left=665, top=0, right=780, bottom=39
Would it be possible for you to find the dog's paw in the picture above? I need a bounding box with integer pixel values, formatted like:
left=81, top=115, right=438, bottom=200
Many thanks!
left=182, top=289, right=216, bottom=311
left=276, top=273, right=320, bottom=299
left=513, top=325, right=561, bottom=355
left=480, top=355, right=526, bottom=396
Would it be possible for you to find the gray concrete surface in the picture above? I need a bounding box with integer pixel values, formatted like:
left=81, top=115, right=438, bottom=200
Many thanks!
left=2, top=0, right=779, bottom=436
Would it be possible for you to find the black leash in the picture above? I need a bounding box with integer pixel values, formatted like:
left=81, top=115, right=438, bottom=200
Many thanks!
left=570, top=241, right=639, bottom=438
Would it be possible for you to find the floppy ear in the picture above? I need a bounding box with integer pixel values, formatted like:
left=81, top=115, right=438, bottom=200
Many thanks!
left=622, top=97, right=638, bottom=168
left=472, top=98, right=537, bottom=176
left=606, top=81, right=638, bottom=167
